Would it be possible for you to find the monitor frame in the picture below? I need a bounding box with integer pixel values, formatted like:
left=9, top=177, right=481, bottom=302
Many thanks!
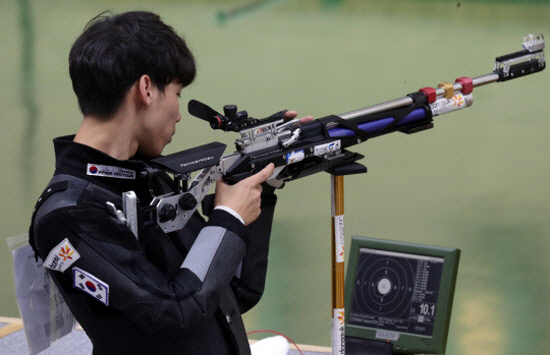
left=345, top=236, right=460, bottom=354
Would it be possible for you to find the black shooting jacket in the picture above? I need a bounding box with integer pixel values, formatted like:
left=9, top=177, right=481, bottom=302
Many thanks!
left=30, top=136, right=277, bottom=355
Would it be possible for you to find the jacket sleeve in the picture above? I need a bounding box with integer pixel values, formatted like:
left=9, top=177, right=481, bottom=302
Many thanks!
left=33, top=189, right=249, bottom=337
left=231, top=192, right=277, bottom=313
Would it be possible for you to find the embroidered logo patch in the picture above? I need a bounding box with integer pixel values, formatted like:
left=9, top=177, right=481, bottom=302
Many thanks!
left=87, top=163, right=136, bottom=180
left=73, top=267, right=109, bottom=306
left=44, top=238, right=80, bottom=272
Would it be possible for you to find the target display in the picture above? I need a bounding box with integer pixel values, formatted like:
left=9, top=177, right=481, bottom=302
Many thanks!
left=348, top=248, right=444, bottom=337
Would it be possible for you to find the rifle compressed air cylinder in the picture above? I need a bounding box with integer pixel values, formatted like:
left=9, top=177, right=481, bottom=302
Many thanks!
left=429, top=93, right=473, bottom=116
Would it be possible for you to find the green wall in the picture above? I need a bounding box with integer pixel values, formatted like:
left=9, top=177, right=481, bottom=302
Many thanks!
left=1, top=1, right=549, bottom=353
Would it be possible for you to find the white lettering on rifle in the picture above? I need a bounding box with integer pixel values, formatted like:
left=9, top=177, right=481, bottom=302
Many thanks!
left=180, top=156, right=214, bottom=168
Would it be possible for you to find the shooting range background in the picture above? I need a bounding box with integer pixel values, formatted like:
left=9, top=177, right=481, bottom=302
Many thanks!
left=1, top=0, right=549, bottom=354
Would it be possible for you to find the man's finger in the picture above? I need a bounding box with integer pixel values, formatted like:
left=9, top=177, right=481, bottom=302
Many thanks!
left=284, top=111, right=298, bottom=120
left=247, top=163, right=275, bottom=184
left=298, top=115, right=314, bottom=124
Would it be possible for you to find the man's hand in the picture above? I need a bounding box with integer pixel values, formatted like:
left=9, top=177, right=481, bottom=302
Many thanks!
left=214, top=163, right=275, bottom=226
left=284, top=111, right=314, bottom=124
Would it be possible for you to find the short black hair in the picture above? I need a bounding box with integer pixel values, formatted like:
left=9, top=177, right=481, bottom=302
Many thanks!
left=69, top=11, right=196, bottom=119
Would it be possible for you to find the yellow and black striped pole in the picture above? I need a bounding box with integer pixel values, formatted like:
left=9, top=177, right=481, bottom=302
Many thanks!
left=331, top=175, right=345, bottom=355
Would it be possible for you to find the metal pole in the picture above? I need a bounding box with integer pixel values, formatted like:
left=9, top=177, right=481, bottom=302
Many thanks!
left=331, top=175, right=345, bottom=355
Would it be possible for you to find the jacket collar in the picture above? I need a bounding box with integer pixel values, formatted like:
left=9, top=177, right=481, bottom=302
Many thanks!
left=53, top=135, right=153, bottom=195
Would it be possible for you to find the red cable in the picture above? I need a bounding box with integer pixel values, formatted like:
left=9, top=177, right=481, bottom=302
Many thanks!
left=247, top=329, right=305, bottom=355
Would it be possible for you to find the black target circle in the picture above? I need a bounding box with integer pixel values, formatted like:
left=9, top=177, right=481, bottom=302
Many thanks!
left=353, top=254, right=415, bottom=318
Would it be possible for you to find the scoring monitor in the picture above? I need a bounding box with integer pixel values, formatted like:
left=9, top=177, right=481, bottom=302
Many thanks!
left=344, top=236, right=460, bottom=354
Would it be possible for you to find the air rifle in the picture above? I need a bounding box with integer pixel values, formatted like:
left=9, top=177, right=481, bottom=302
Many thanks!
left=117, top=34, right=545, bottom=235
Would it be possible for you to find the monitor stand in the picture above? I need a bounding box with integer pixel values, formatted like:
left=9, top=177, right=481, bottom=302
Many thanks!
left=345, top=336, right=394, bottom=355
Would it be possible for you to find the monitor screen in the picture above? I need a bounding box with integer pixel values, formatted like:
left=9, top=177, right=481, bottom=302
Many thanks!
left=345, top=236, right=460, bottom=354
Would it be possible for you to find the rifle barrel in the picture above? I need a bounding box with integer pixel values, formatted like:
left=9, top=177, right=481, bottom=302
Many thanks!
left=472, top=73, right=500, bottom=87
left=339, top=97, right=413, bottom=120
left=337, top=72, right=500, bottom=123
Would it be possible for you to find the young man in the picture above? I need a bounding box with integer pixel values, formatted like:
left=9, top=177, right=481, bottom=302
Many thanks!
left=30, top=11, right=304, bottom=354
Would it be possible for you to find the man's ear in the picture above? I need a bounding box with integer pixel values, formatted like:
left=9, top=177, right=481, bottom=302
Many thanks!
left=137, top=74, right=153, bottom=106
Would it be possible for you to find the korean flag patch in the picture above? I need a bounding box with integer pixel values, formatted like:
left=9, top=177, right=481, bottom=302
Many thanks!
left=73, top=267, right=109, bottom=306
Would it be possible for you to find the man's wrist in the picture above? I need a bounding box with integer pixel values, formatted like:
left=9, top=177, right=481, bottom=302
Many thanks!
left=214, top=205, right=245, bottom=225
